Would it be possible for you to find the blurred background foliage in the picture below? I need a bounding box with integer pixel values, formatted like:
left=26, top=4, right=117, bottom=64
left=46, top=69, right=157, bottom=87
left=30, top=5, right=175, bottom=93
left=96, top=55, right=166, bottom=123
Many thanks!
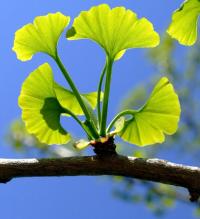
left=6, top=34, right=200, bottom=217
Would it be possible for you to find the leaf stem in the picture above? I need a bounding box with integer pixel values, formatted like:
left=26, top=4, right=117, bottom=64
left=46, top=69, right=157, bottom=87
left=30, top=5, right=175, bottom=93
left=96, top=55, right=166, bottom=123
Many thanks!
left=100, top=57, right=114, bottom=136
left=106, top=110, right=137, bottom=133
left=63, top=108, right=93, bottom=139
left=97, top=61, right=107, bottom=128
left=55, top=54, right=99, bottom=139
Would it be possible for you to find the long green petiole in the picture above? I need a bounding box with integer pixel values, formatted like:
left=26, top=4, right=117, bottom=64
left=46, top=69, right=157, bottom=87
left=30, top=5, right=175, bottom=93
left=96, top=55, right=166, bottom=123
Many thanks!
left=97, top=61, right=107, bottom=128
left=55, top=54, right=99, bottom=139
left=63, top=108, right=93, bottom=139
left=106, top=110, right=137, bottom=133
left=100, top=57, right=114, bottom=136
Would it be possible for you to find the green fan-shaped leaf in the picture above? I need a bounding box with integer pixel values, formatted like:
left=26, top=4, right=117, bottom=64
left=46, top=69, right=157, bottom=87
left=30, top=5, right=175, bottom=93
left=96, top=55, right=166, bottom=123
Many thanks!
left=13, top=12, right=70, bottom=61
left=119, top=77, right=181, bottom=146
left=54, top=83, right=103, bottom=116
left=66, top=4, right=160, bottom=60
left=167, top=0, right=200, bottom=46
left=18, top=63, right=71, bottom=145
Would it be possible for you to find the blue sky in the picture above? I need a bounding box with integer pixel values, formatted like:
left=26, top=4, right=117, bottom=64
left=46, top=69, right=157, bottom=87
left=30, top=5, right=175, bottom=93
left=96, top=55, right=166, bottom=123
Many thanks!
left=0, top=0, right=197, bottom=218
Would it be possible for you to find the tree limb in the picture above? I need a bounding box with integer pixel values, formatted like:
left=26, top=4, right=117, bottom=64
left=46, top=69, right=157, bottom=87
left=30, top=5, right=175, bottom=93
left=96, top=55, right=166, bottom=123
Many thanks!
left=0, top=155, right=200, bottom=201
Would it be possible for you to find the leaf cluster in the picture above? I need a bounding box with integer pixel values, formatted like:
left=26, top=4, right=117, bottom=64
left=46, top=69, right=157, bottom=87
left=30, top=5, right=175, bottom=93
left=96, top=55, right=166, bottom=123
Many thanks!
left=12, top=4, right=184, bottom=151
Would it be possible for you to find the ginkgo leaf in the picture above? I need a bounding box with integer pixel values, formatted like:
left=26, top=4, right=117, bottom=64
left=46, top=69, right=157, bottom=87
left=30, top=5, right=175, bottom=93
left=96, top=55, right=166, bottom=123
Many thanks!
left=13, top=12, right=70, bottom=61
left=167, top=0, right=200, bottom=46
left=119, top=77, right=181, bottom=146
left=18, top=63, right=71, bottom=145
left=66, top=4, right=160, bottom=60
left=54, top=83, right=103, bottom=116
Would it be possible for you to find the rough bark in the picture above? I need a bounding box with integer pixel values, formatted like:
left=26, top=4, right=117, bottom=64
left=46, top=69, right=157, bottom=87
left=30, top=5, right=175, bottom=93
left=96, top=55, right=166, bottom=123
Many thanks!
left=0, top=155, right=200, bottom=201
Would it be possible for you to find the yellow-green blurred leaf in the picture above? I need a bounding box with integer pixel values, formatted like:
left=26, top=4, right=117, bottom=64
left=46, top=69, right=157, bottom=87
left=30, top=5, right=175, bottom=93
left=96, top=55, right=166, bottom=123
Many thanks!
left=167, top=0, right=200, bottom=46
